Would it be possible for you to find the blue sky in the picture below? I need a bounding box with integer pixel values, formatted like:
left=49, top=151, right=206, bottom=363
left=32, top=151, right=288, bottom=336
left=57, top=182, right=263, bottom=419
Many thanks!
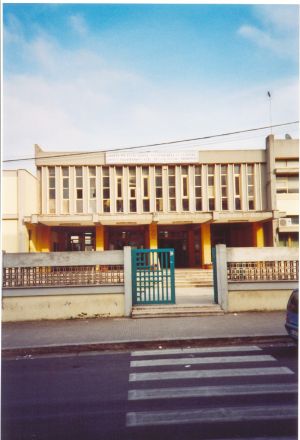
left=3, top=3, right=299, bottom=170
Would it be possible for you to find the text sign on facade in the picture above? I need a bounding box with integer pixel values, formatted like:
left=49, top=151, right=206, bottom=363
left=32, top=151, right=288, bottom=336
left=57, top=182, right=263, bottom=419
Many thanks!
left=106, top=151, right=199, bottom=164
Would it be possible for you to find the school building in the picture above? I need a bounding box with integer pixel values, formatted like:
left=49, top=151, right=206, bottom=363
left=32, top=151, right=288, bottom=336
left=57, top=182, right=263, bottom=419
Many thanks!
left=2, top=135, right=299, bottom=267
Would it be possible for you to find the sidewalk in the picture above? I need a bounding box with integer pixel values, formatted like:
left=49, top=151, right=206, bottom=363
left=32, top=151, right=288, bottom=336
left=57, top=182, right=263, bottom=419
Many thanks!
left=2, top=311, right=290, bottom=356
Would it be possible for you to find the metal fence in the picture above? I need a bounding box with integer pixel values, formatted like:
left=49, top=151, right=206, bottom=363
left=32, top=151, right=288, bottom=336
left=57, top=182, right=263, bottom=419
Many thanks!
left=3, top=265, right=124, bottom=288
left=228, top=260, right=299, bottom=282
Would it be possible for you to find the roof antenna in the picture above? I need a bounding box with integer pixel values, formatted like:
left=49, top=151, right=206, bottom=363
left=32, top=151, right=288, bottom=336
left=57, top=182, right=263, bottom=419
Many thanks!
left=267, top=91, right=273, bottom=134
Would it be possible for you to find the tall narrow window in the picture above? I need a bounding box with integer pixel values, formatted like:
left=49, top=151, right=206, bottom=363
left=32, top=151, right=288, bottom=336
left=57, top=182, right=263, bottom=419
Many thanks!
left=88, top=166, right=96, bottom=213
left=207, top=165, right=215, bottom=211
left=48, top=167, right=56, bottom=213
left=155, top=166, right=163, bottom=212
left=168, top=166, right=176, bottom=211
left=102, top=167, right=110, bottom=213
left=115, top=167, right=123, bottom=212
left=62, top=167, right=69, bottom=213
left=142, top=167, right=150, bottom=212
left=75, top=166, right=83, bottom=213
left=195, top=165, right=202, bottom=211
left=129, top=167, right=137, bottom=212
left=221, top=165, right=228, bottom=210
left=234, top=165, right=241, bottom=210
left=181, top=166, right=189, bottom=211
left=247, top=164, right=255, bottom=210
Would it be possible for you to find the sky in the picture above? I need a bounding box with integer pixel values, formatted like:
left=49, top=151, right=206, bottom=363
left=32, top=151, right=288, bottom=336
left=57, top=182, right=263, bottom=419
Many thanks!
left=2, top=2, right=299, bottom=173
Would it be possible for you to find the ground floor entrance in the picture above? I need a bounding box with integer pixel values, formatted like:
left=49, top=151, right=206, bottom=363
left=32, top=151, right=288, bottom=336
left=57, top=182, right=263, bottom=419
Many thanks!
left=28, top=220, right=270, bottom=268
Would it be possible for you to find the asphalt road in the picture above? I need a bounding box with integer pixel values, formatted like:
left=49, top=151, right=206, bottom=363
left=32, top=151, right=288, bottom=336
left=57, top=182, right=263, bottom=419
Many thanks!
left=2, top=341, right=298, bottom=440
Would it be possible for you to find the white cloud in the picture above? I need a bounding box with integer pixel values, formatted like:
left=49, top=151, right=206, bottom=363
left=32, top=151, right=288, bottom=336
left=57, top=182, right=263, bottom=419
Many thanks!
left=238, top=5, right=299, bottom=61
left=69, top=14, right=88, bottom=37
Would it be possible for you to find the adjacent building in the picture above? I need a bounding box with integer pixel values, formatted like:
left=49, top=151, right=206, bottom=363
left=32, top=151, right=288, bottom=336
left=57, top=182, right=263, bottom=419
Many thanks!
left=2, top=135, right=299, bottom=267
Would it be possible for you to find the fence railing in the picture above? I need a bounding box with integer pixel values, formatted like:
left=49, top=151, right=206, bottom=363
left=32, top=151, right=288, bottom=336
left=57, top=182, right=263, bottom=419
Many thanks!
left=228, top=260, right=299, bottom=282
left=2, top=251, right=124, bottom=289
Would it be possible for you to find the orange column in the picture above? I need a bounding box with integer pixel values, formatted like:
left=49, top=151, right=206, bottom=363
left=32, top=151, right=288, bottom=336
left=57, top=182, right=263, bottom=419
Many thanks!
left=252, top=222, right=264, bottom=247
left=37, top=224, right=51, bottom=252
left=200, top=223, right=212, bottom=268
left=96, top=225, right=105, bottom=251
left=149, top=223, right=158, bottom=249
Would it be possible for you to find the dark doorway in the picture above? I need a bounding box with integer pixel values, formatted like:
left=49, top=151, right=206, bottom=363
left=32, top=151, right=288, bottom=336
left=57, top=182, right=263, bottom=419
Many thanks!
left=158, top=227, right=189, bottom=268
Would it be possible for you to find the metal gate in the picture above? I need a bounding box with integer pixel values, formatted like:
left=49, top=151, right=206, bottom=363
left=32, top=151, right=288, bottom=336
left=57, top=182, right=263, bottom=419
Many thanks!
left=132, top=249, right=175, bottom=305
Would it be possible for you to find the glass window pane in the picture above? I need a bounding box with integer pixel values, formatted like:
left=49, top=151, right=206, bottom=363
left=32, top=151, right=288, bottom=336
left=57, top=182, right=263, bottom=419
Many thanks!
left=195, top=176, right=201, bottom=186
left=143, top=200, right=150, bottom=212
left=77, top=189, right=83, bottom=199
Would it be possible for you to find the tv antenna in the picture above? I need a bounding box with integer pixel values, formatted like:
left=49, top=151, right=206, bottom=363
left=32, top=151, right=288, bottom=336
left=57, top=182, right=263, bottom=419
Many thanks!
left=267, top=91, right=273, bottom=134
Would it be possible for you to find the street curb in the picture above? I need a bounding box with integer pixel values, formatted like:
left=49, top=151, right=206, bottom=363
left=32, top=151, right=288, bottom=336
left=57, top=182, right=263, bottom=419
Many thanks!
left=2, top=335, right=294, bottom=357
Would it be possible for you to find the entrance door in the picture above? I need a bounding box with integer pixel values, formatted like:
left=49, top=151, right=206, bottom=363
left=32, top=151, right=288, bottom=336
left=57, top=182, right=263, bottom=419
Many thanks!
left=158, top=228, right=189, bottom=268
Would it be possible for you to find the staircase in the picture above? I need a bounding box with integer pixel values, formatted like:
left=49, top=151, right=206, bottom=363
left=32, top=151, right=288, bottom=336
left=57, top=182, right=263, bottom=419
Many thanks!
left=175, top=269, right=213, bottom=287
left=131, top=268, right=222, bottom=318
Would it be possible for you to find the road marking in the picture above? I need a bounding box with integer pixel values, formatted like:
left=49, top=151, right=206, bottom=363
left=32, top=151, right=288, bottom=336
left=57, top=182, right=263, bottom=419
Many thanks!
left=131, top=345, right=262, bottom=357
left=126, top=404, right=297, bottom=427
left=130, top=354, right=275, bottom=368
left=129, top=366, right=293, bottom=382
left=128, top=382, right=297, bottom=400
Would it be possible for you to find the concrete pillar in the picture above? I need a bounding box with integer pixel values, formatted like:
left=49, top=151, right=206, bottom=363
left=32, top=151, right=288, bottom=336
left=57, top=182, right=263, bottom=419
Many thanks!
left=149, top=223, right=158, bottom=249
left=216, top=244, right=228, bottom=311
left=96, top=225, right=105, bottom=251
left=252, top=222, right=264, bottom=247
left=201, top=223, right=212, bottom=267
left=124, top=246, right=132, bottom=317
left=37, top=224, right=51, bottom=252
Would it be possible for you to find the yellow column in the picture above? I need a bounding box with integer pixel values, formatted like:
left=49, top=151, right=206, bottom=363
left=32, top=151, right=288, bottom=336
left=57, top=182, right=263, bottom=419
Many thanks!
left=149, top=223, right=158, bottom=249
left=28, top=225, right=38, bottom=252
left=37, top=225, right=51, bottom=252
left=201, top=223, right=212, bottom=268
left=96, top=225, right=105, bottom=251
left=253, top=222, right=264, bottom=247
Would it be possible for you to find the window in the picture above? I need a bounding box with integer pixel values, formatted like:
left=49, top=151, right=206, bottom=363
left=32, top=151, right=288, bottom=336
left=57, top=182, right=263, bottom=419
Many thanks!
left=220, top=165, right=228, bottom=210
left=207, top=165, right=215, bottom=211
left=102, top=167, right=110, bottom=213
left=48, top=167, right=56, bottom=213
left=181, top=166, right=189, bottom=211
left=75, top=167, right=83, bottom=213
left=247, top=164, right=255, bottom=210
left=195, top=165, right=202, bottom=211
left=155, top=166, right=163, bottom=212
left=62, top=167, right=69, bottom=213
left=115, top=167, right=123, bottom=212
left=276, top=176, right=299, bottom=194
left=142, top=167, right=150, bottom=212
left=234, top=165, right=241, bottom=210
left=88, top=166, right=96, bottom=213
left=168, top=166, right=176, bottom=211
left=129, top=167, right=137, bottom=212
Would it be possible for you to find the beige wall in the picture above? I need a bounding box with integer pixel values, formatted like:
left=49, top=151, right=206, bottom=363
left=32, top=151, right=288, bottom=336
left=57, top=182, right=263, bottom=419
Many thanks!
left=2, top=170, right=39, bottom=252
left=228, top=290, right=291, bottom=312
left=277, top=194, right=299, bottom=216
left=2, top=294, right=124, bottom=322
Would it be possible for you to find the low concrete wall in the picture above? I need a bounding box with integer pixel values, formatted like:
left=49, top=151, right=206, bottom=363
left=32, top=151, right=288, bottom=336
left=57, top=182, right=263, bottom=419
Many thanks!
left=215, top=245, right=298, bottom=312
left=2, top=286, right=124, bottom=322
left=2, top=248, right=131, bottom=322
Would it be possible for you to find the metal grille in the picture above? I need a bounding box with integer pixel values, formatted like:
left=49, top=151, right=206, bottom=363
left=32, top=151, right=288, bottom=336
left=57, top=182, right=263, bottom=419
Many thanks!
left=2, top=265, right=124, bottom=288
left=132, top=249, right=175, bottom=305
left=228, top=261, right=299, bottom=282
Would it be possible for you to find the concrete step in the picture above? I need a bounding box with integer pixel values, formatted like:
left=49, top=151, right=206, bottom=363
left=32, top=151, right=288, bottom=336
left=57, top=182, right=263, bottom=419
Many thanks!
left=131, top=304, right=224, bottom=318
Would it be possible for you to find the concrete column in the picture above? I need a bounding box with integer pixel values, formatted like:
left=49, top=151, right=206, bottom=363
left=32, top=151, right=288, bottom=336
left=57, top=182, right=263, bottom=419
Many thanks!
left=124, top=246, right=132, bottom=317
left=96, top=225, right=105, bottom=251
left=216, top=244, right=228, bottom=311
left=37, top=224, right=51, bottom=252
left=201, top=223, right=212, bottom=267
left=149, top=223, right=158, bottom=249
left=252, top=222, right=264, bottom=247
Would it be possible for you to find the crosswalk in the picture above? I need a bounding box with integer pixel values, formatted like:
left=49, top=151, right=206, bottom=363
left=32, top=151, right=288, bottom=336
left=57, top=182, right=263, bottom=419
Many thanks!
left=126, top=344, right=297, bottom=437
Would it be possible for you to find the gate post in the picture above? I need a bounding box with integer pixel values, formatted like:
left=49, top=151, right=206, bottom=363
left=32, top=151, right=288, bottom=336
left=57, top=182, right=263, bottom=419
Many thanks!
left=216, top=244, right=228, bottom=312
left=124, top=246, right=132, bottom=317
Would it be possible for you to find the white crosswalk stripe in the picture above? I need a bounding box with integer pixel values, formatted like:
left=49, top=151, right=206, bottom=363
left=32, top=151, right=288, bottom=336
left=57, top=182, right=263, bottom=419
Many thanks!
left=131, top=345, right=262, bottom=357
left=128, top=382, right=297, bottom=400
left=126, top=404, right=297, bottom=427
left=126, top=344, right=296, bottom=432
left=130, top=354, right=275, bottom=367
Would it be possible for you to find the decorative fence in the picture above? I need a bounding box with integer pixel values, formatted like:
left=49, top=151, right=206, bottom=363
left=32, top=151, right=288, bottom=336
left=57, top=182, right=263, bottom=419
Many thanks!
left=2, top=251, right=124, bottom=289
left=228, top=260, right=298, bottom=282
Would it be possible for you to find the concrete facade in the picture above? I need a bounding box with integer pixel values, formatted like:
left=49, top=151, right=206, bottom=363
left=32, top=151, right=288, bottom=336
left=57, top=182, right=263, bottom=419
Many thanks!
left=2, top=136, right=298, bottom=266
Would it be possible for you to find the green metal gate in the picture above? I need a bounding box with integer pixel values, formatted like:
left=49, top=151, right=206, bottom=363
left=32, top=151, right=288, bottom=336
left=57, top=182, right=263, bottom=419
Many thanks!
left=132, top=249, right=175, bottom=305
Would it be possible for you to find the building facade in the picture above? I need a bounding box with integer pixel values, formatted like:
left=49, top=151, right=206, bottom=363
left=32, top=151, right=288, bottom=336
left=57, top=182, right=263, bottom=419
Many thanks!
left=2, top=135, right=298, bottom=267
